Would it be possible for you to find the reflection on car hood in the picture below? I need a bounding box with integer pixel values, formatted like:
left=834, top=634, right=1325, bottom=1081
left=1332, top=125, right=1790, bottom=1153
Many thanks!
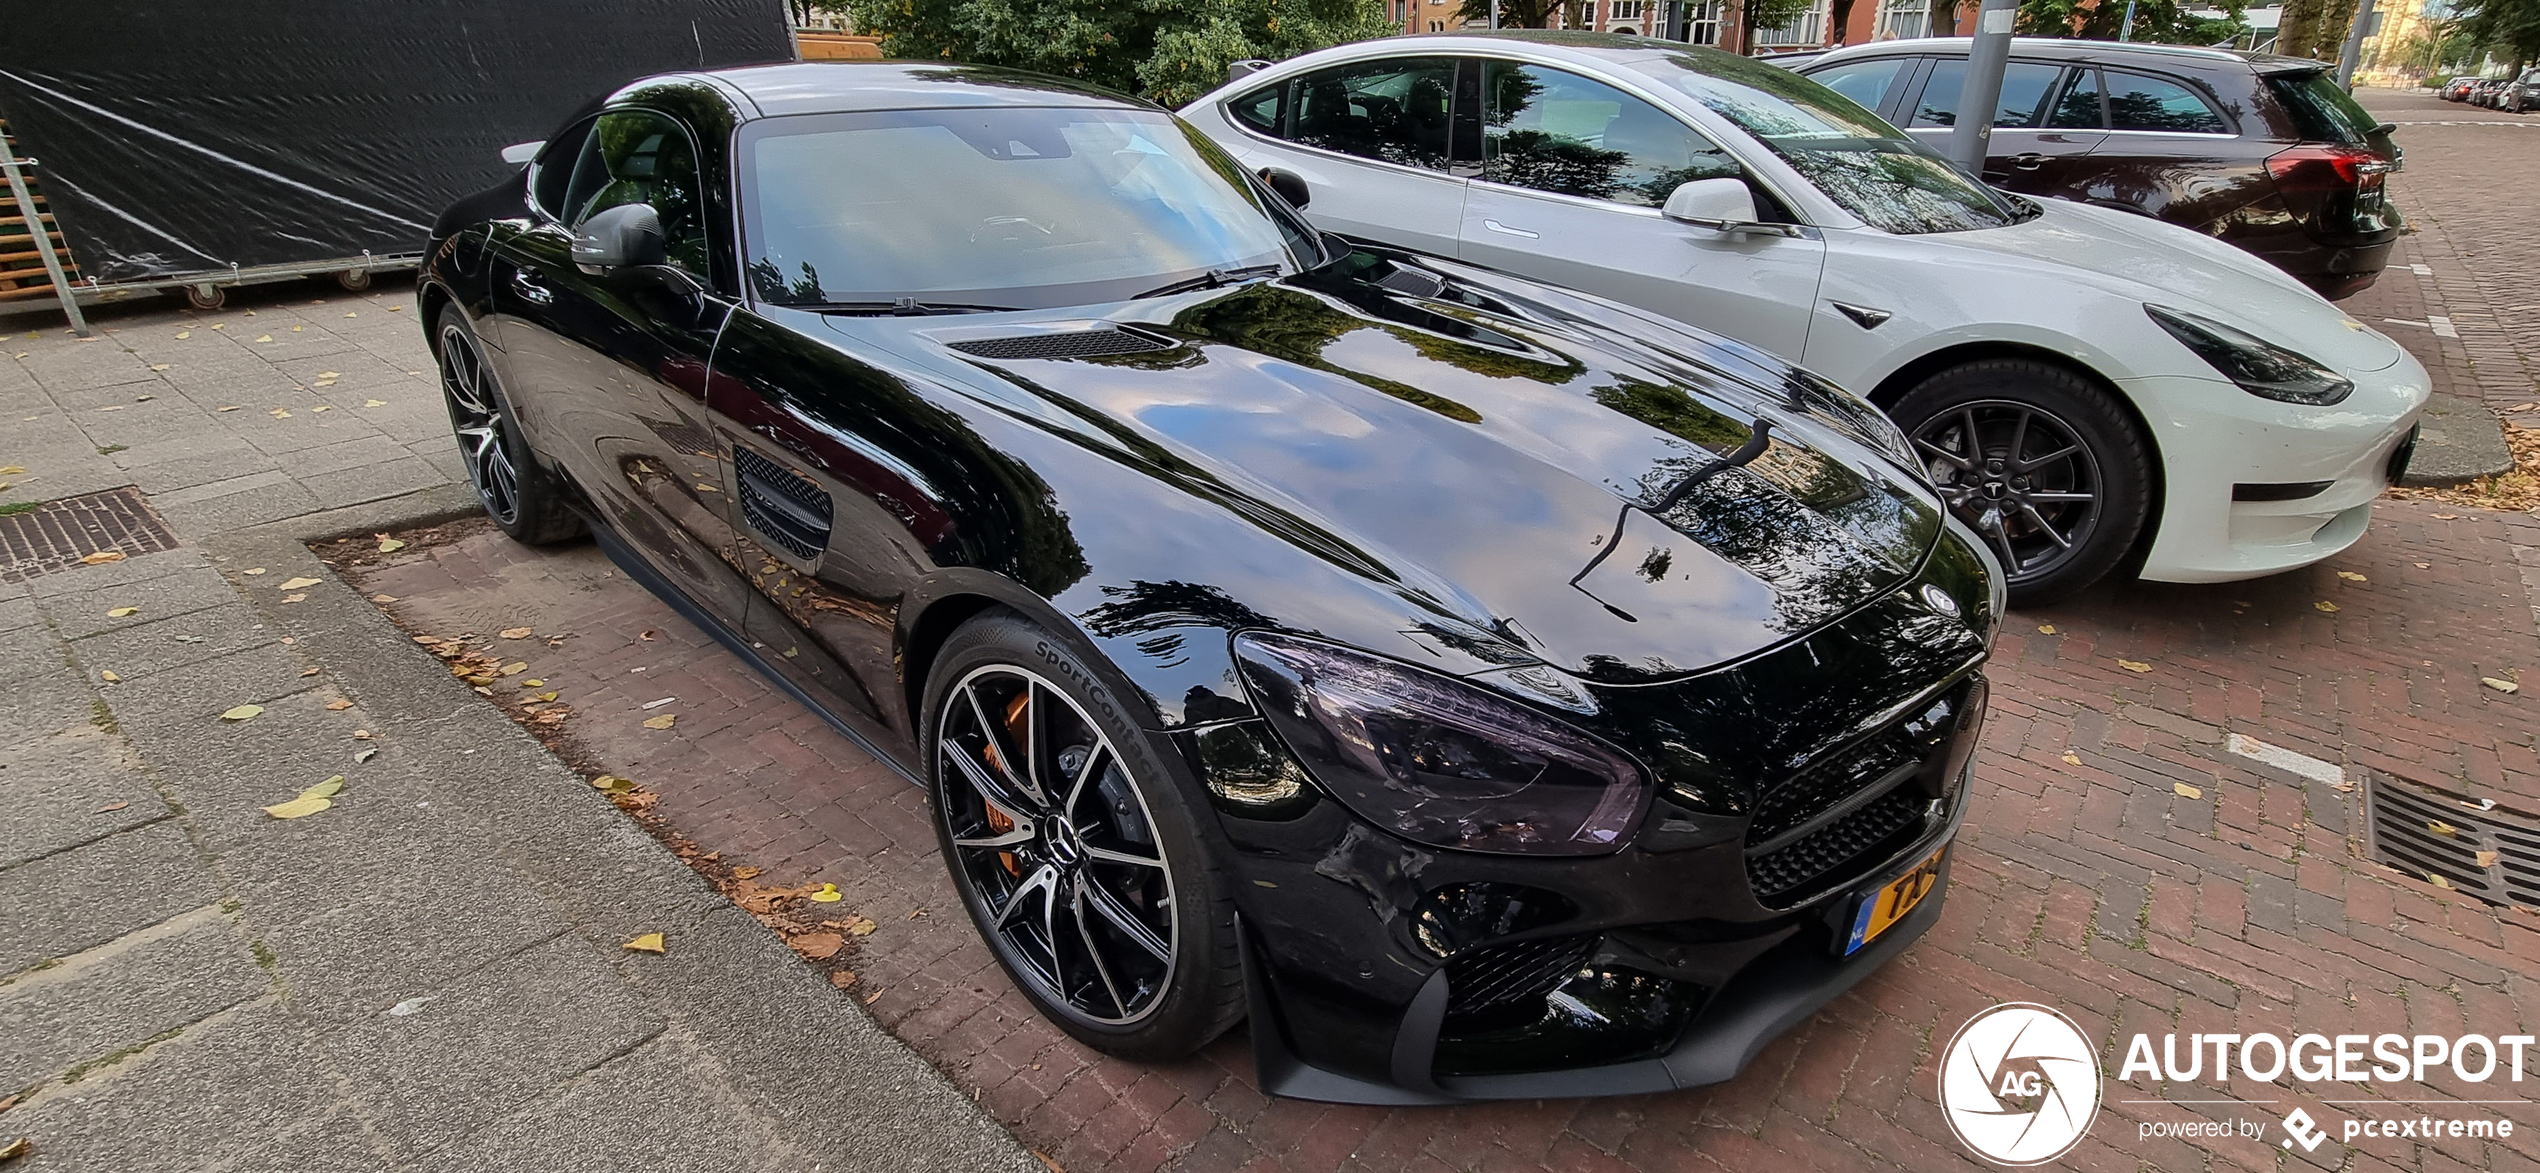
left=855, top=265, right=1947, bottom=684
left=1939, top=199, right=2405, bottom=374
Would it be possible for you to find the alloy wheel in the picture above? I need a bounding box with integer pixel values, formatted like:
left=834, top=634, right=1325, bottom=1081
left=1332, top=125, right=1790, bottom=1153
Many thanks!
left=438, top=323, right=522, bottom=525
left=937, top=664, right=1178, bottom=1025
left=1911, top=398, right=2104, bottom=586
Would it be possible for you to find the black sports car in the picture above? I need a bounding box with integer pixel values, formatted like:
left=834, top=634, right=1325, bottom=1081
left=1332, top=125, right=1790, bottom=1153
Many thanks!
left=423, top=61, right=1999, bottom=1103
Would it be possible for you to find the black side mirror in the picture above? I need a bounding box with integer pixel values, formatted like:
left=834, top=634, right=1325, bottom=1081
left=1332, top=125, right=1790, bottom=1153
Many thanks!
left=1260, top=167, right=1310, bottom=210
left=572, top=203, right=666, bottom=271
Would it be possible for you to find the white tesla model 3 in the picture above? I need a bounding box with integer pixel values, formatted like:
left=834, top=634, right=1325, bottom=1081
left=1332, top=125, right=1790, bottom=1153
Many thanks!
left=1185, top=32, right=2428, bottom=604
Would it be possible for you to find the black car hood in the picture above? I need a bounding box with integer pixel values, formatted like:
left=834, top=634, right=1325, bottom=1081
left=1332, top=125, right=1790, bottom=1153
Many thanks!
left=844, top=260, right=1944, bottom=685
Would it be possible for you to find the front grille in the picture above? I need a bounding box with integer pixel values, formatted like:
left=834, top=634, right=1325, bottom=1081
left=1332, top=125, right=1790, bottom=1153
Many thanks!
left=1746, top=786, right=1924, bottom=906
left=2365, top=773, right=2540, bottom=907
left=1748, top=736, right=1917, bottom=846
left=1443, top=934, right=1597, bottom=1017
left=946, top=327, right=1175, bottom=361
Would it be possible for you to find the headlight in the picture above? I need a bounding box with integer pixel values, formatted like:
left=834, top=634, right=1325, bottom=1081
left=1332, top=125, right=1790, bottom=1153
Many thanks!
left=2144, top=305, right=2353, bottom=406
left=1231, top=632, right=1649, bottom=856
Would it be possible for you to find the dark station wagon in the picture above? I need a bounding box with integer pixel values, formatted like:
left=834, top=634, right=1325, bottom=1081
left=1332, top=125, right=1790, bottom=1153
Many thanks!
left=1797, top=39, right=2403, bottom=299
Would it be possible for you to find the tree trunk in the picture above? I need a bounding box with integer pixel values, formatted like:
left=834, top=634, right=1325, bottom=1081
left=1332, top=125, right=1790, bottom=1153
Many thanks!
left=1829, top=0, right=1855, bottom=44
left=1930, top=0, right=1956, bottom=36
left=2278, top=0, right=2322, bottom=58
left=2313, top=0, right=2359, bottom=62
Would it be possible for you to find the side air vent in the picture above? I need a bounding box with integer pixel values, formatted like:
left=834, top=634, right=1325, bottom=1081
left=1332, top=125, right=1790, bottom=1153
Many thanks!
left=945, top=327, right=1175, bottom=361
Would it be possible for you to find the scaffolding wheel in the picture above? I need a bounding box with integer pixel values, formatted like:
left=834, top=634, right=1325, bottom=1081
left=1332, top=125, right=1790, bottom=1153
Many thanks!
left=184, top=284, right=226, bottom=311
left=337, top=268, right=372, bottom=292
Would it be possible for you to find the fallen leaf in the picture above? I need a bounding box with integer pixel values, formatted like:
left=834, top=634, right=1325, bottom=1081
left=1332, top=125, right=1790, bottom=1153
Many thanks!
left=255, top=334, right=273, bottom=342
left=175, top=330, right=191, bottom=339
left=319, top=371, right=341, bottom=379
left=2483, top=677, right=2520, bottom=694
left=263, top=794, right=332, bottom=819
left=499, top=661, right=528, bottom=676
left=518, top=678, right=544, bottom=688
left=2433, top=513, right=2458, bottom=520
left=792, top=932, right=846, bottom=960
left=353, top=747, right=377, bottom=763
left=0, top=1137, right=31, bottom=1160
left=590, top=774, right=636, bottom=792
left=865, top=990, right=882, bottom=1005
left=499, top=627, right=534, bottom=639
left=536, top=691, right=557, bottom=702
left=299, top=666, right=321, bottom=677
left=107, top=606, right=138, bottom=617
left=243, top=568, right=266, bottom=575
left=97, top=801, right=129, bottom=813
left=2315, top=601, right=2340, bottom=613
left=2337, top=571, right=2367, bottom=582
left=2174, top=783, right=2203, bottom=799
left=0, top=466, right=20, bottom=475
left=2117, top=659, right=2151, bottom=673
left=353, top=729, right=373, bottom=739
left=2478, top=850, right=2501, bottom=868
left=732, top=866, right=765, bottom=881
left=2429, top=873, right=2453, bottom=890
left=642, top=714, right=676, bottom=730
left=220, top=704, right=264, bottom=721
left=79, top=551, right=126, bottom=565
left=301, top=776, right=346, bottom=799
left=325, top=699, right=354, bottom=711
left=2036, top=624, right=2056, bottom=634
left=622, top=932, right=666, bottom=954
left=2415, top=562, right=2432, bottom=569
left=639, top=628, right=661, bottom=641
left=149, top=363, right=169, bottom=372
left=282, top=593, right=307, bottom=603
left=2430, top=820, right=2459, bottom=837
left=2509, top=402, right=2537, bottom=412
left=2061, top=751, right=2083, bottom=766
left=371, top=594, right=397, bottom=603
left=363, top=398, right=387, bottom=408
left=270, top=408, right=291, bottom=418
left=809, top=882, right=843, bottom=903
left=99, top=670, right=120, bottom=682
left=829, top=971, right=857, bottom=989
left=278, top=577, right=321, bottom=591
left=844, top=915, right=878, bottom=937
left=375, top=536, right=405, bottom=553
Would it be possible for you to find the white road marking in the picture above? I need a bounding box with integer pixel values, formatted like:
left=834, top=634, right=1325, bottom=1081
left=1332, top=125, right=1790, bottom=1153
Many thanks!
left=2410, top=264, right=2434, bottom=276
left=2227, top=733, right=2345, bottom=787
left=2430, top=314, right=2459, bottom=338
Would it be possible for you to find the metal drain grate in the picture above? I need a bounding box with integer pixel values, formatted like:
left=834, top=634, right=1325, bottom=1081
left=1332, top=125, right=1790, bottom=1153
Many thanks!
left=2364, top=774, right=2540, bottom=907
left=0, top=487, right=177, bottom=583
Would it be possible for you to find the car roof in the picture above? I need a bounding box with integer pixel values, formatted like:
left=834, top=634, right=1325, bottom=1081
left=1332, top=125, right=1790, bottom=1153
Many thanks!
left=637, top=61, right=1152, bottom=120
left=1802, top=36, right=2324, bottom=74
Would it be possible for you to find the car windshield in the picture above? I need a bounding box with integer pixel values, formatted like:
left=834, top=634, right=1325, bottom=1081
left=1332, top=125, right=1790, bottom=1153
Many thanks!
left=740, top=106, right=1310, bottom=310
left=1660, top=50, right=2027, bottom=234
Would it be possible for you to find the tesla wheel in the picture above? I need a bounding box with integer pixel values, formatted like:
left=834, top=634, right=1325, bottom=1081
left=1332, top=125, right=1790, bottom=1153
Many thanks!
left=434, top=306, right=582, bottom=545
left=923, top=610, right=1243, bottom=1060
left=1890, top=359, right=2151, bottom=608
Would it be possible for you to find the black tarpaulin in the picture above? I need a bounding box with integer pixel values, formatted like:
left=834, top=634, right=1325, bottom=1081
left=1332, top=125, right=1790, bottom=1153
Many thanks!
left=0, top=1, right=793, bottom=284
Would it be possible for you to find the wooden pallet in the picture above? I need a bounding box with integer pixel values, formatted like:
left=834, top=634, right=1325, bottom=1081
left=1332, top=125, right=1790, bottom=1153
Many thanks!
left=0, top=118, right=80, bottom=304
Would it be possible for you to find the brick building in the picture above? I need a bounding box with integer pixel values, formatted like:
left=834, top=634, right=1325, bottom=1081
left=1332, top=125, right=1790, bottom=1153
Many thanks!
left=1388, top=0, right=1985, bottom=56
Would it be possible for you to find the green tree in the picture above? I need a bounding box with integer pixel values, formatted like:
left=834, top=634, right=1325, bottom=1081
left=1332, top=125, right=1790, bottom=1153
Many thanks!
left=2455, top=0, right=2540, bottom=66
left=847, top=0, right=1398, bottom=106
left=2016, top=0, right=2248, bottom=43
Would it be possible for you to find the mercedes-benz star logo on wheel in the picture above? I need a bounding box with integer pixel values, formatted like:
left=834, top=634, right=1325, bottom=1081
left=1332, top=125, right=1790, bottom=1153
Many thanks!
left=1938, top=1003, right=2102, bottom=1165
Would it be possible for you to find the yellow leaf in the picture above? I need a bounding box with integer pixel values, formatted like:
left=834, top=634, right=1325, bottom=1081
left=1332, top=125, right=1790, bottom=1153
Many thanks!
left=262, top=795, right=331, bottom=819
left=278, top=577, right=321, bottom=591
left=2061, top=751, right=2083, bottom=766
left=2429, top=820, right=2458, bottom=837
left=243, top=568, right=266, bottom=576
left=300, top=775, right=345, bottom=799
left=255, top=334, right=273, bottom=343
left=292, top=325, right=304, bottom=332
left=2428, top=873, right=2453, bottom=890
left=623, top=932, right=666, bottom=954
left=149, top=363, right=170, bottom=372
left=519, top=678, right=544, bottom=688
left=220, top=704, right=265, bottom=721
left=107, top=606, right=138, bottom=617
left=537, top=691, right=558, bottom=702
left=373, top=538, right=405, bottom=556
left=175, top=330, right=191, bottom=339
left=2315, top=601, right=2340, bottom=613
left=590, top=775, right=636, bottom=792
left=643, top=714, right=677, bottom=730
left=844, top=915, right=878, bottom=937
left=283, top=593, right=307, bottom=603
left=2477, top=850, right=2501, bottom=868
left=270, top=408, right=291, bottom=418
left=2483, top=677, right=2521, bottom=694
left=325, top=699, right=354, bottom=711
left=319, top=371, right=341, bottom=379
left=80, top=551, right=127, bottom=565
left=2117, top=659, right=2151, bottom=673
left=371, top=594, right=397, bottom=603
left=99, top=670, right=120, bottom=682
left=734, top=865, right=764, bottom=879
left=499, top=627, right=534, bottom=639
left=363, top=398, right=387, bottom=408
left=2036, top=624, right=2055, bottom=634
left=0, top=466, right=22, bottom=475
left=809, top=882, right=843, bottom=903
left=2173, top=783, right=2203, bottom=799
left=499, top=661, right=528, bottom=676
left=2337, top=571, right=2367, bottom=582
left=210, top=323, right=226, bottom=330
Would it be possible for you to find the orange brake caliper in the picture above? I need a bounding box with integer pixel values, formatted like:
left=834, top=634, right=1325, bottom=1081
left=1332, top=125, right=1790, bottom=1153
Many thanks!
left=981, top=691, right=1031, bottom=876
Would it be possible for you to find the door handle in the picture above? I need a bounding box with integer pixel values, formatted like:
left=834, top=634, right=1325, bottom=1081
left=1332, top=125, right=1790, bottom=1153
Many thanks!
left=1482, top=219, right=1539, bottom=239
left=2008, top=152, right=2047, bottom=171
left=509, top=269, right=554, bottom=305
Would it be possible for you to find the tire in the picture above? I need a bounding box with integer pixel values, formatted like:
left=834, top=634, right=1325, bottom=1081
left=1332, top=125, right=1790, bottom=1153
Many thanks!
left=1888, top=359, right=2153, bottom=608
left=922, top=610, right=1245, bottom=1061
left=433, top=306, right=583, bottom=545
left=184, top=284, right=225, bottom=311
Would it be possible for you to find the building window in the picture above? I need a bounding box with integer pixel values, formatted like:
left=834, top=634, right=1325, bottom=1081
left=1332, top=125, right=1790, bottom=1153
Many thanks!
left=1685, top=0, right=1723, bottom=43
left=1615, top=0, right=1642, bottom=16
left=1395, top=0, right=1407, bottom=17
left=1750, top=0, right=1827, bottom=45
left=1873, top=0, right=1929, bottom=39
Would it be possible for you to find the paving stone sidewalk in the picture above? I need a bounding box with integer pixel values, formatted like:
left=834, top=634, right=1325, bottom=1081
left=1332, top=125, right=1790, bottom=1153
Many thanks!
left=0, top=281, right=1036, bottom=1173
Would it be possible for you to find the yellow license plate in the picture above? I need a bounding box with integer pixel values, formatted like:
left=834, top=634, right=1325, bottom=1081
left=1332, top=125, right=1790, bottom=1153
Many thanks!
left=1843, top=846, right=1947, bottom=955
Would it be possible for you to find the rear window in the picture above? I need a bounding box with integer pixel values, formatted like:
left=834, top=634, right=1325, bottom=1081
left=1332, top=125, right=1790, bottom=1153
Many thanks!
left=2267, top=70, right=2379, bottom=145
left=2104, top=71, right=2228, bottom=134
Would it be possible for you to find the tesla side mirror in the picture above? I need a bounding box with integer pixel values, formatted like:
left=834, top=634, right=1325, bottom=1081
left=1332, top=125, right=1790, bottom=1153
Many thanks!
left=572, top=203, right=667, bottom=272
left=502, top=140, right=543, bottom=166
left=1661, top=177, right=1801, bottom=239
left=1261, top=167, right=1311, bottom=210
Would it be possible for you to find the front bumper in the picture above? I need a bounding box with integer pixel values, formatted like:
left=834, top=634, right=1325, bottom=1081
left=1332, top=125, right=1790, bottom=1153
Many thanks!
left=2130, top=355, right=2431, bottom=584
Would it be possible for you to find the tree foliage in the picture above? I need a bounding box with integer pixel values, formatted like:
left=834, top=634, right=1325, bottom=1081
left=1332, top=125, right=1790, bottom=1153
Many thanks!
left=2016, top=0, right=2248, bottom=45
left=2454, top=0, right=2540, bottom=66
left=846, top=0, right=1400, bottom=106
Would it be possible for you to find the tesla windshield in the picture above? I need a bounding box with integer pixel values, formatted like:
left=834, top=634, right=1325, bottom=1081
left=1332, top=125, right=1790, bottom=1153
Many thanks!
left=1662, top=52, right=2027, bottom=235
left=741, top=107, right=1311, bottom=309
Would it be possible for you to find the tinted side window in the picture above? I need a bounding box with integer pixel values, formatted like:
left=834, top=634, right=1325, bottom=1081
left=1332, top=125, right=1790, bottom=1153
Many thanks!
left=2047, top=68, right=2103, bottom=128
left=1228, top=84, right=1283, bottom=135
left=528, top=123, right=591, bottom=219
left=1808, top=58, right=1908, bottom=114
left=563, top=110, right=709, bottom=274
left=1911, top=60, right=2065, bottom=128
left=2104, top=71, right=2228, bottom=133
left=1287, top=57, right=1458, bottom=170
left=1483, top=62, right=1741, bottom=208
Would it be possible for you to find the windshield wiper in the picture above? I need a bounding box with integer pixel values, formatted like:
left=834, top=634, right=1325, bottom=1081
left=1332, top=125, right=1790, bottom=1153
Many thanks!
left=797, top=298, right=1021, bottom=316
left=1132, top=264, right=1284, bottom=300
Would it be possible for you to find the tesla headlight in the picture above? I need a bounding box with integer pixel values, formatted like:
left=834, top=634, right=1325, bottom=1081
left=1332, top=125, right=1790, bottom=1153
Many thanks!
left=2145, top=305, right=2353, bottom=406
left=1231, top=632, right=1649, bottom=856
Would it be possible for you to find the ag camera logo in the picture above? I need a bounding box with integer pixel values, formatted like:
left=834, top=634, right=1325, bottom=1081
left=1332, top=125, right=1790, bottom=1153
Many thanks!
left=1940, top=1003, right=2103, bottom=1165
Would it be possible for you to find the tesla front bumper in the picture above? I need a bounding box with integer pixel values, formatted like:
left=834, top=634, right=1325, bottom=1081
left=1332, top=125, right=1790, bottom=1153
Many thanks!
left=2129, top=352, right=2430, bottom=584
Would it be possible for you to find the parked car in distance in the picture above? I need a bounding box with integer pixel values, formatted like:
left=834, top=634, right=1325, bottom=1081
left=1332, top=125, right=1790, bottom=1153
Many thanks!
left=1186, top=31, right=2431, bottom=605
left=2502, top=68, right=2540, bottom=112
left=2442, top=77, right=2475, bottom=101
left=425, top=59, right=2004, bottom=1104
left=1796, top=38, right=2401, bottom=300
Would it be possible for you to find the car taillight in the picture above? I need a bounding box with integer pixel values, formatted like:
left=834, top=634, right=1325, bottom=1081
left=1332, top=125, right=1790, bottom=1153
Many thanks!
left=2266, top=145, right=2392, bottom=196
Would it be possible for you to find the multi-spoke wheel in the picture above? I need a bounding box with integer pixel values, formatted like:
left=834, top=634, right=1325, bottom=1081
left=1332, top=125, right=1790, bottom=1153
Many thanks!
left=925, top=611, right=1244, bottom=1058
left=1890, top=359, right=2150, bottom=607
left=433, top=306, right=582, bottom=545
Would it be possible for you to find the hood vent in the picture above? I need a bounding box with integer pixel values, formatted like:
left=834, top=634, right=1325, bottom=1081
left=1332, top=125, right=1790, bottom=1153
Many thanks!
left=946, top=327, right=1175, bottom=361
left=1375, top=265, right=1448, bottom=300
